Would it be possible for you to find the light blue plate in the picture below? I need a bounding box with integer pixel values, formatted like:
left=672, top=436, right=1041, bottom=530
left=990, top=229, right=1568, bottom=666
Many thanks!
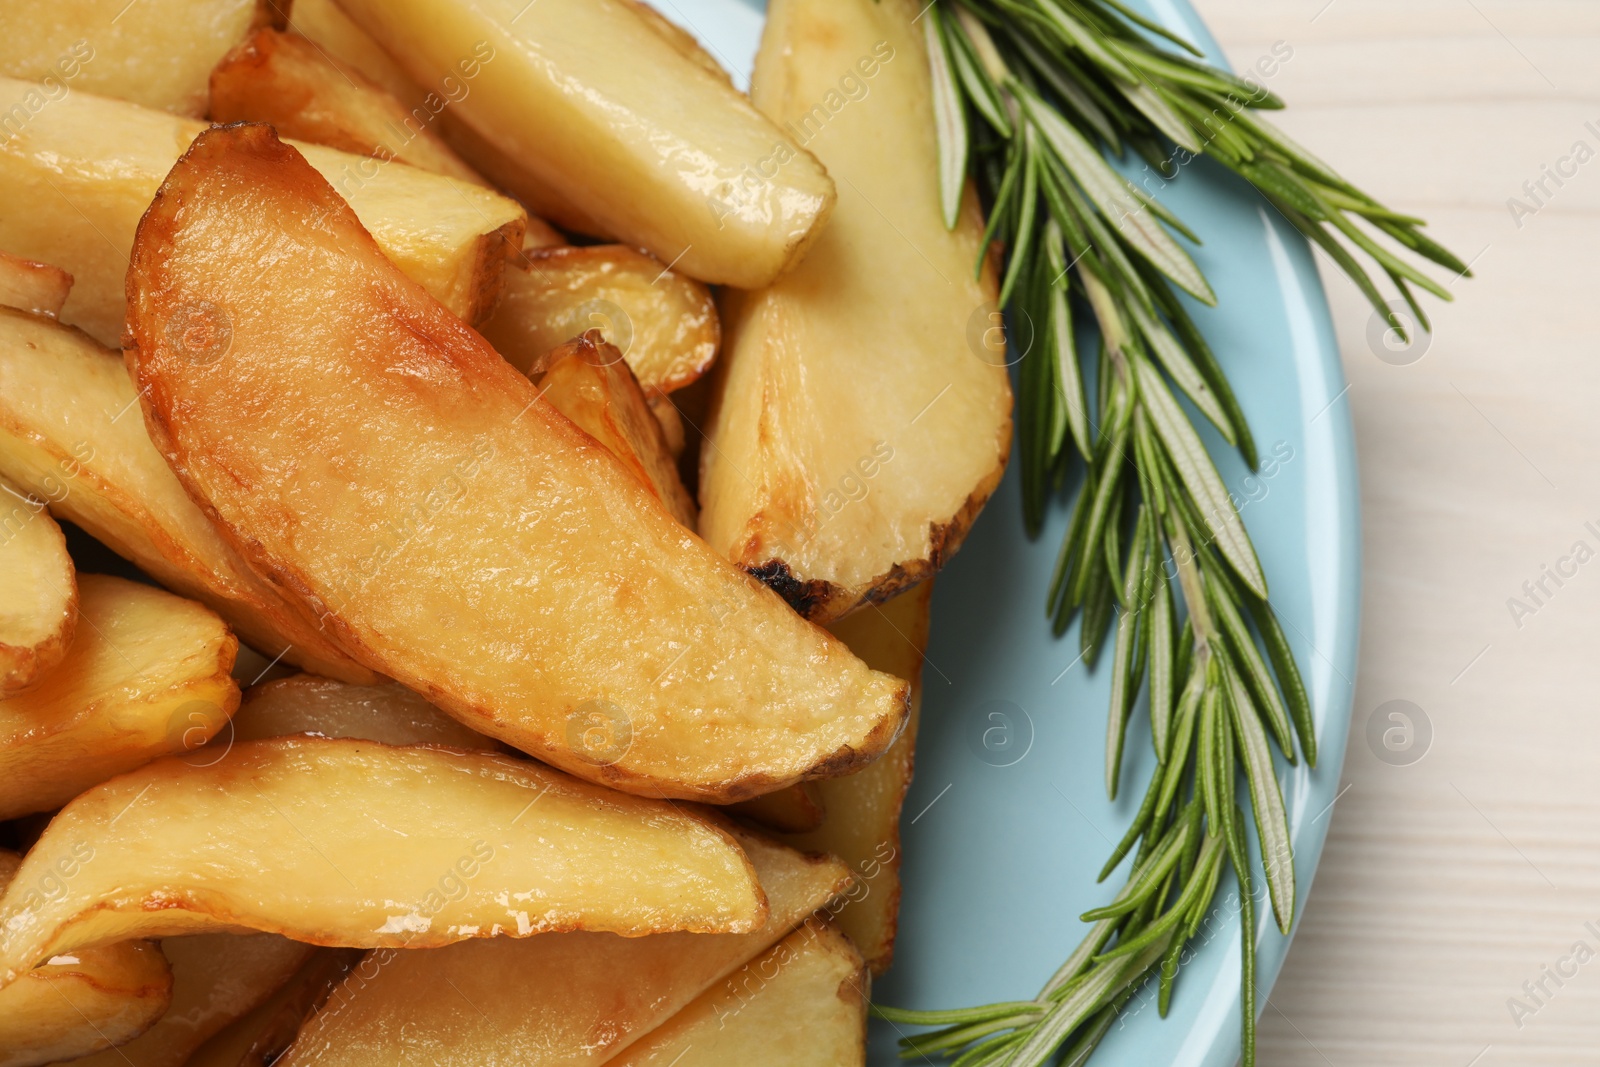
left=653, top=2, right=1359, bottom=1063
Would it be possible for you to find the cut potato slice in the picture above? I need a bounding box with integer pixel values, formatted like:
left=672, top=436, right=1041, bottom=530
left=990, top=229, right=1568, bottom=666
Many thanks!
left=0, top=573, right=239, bottom=821
left=0, top=0, right=267, bottom=117
left=537, top=332, right=698, bottom=529
left=66, top=933, right=315, bottom=1067
left=284, top=0, right=429, bottom=113
left=480, top=244, right=719, bottom=395
left=277, top=828, right=850, bottom=1067
left=0, top=850, right=173, bottom=1067
left=0, top=737, right=765, bottom=984
left=0, top=77, right=523, bottom=344
left=186, top=949, right=364, bottom=1067
left=0, top=472, right=75, bottom=695
left=616, top=0, right=730, bottom=85
left=730, top=782, right=825, bottom=835
left=232, top=674, right=499, bottom=751
left=0, top=251, right=71, bottom=318
left=608, top=919, right=867, bottom=1067
left=125, top=123, right=908, bottom=803
left=336, top=0, right=834, bottom=287
left=211, top=29, right=482, bottom=184
left=785, top=581, right=932, bottom=973
left=0, top=307, right=373, bottom=682
left=699, top=0, right=1012, bottom=622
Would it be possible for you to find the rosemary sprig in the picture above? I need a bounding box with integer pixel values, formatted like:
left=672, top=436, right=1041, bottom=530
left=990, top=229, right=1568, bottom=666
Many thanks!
left=880, top=2, right=1465, bottom=1064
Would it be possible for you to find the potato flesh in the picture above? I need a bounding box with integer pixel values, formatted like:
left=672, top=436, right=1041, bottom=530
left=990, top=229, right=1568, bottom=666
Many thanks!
left=285, top=0, right=429, bottom=113
left=784, top=581, right=932, bottom=973
left=210, top=29, right=483, bottom=184
left=0, top=76, right=523, bottom=344
left=0, top=0, right=262, bottom=117
left=66, top=933, right=315, bottom=1067
left=480, top=245, right=720, bottom=395
left=125, top=125, right=908, bottom=802
left=0, top=737, right=764, bottom=983
left=233, top=674, right=499, bottom=751
left=0, top=851, right=173, bottom=1067
left=0, top=307, right=372, bottom=682
left=0, top=251, right=71, bottom=318
left=277, top=829, right=851, bottom=1067
left=607, top=920, right=867, bottom=1067
left=698, top=0, right=1012, bottom=622
left=186, top=949, right=363, bottom=1067
left=0, top=573, right=239, bottom=820
left=729, top=782, right=825, bottom=835
left=0, top=472, right=75, bottom=695
left=538, top=334, right=698, bottom=529
left=336, top=0, right=834, bottom=288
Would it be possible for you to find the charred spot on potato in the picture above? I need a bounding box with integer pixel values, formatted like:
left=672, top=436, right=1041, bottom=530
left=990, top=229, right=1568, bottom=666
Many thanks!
left=746, top=559, right=832, bottom=618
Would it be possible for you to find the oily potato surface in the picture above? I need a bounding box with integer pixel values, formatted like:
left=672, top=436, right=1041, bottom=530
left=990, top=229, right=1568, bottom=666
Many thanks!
left=0, top=737, right=766, bottom=984
left=0, top=472, right=76, bottom=695
left=0, top=251, right=72, bottom=319
left=125, top=124, right=908, bottom=803
left=0, top=573, right=239, bottom=820
left=699, top=0, right=1012, bottom=621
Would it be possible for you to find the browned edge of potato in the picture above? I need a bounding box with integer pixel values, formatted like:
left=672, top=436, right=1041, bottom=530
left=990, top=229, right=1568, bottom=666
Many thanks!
left=124, top=122, right=908, bottom=803
left=0, top=250, right=72, bottom=319
left=730, top=781, right=826, bottom=835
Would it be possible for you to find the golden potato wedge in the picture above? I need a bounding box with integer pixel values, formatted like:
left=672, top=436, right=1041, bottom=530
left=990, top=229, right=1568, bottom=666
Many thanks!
left=0, top=850, right=173, bottom=1067
left=0, top=307, right=374, bottom=682
left=0, top=573, right=239, bottom=821
left=785, top=581, right=932, bottom=973
left=608, top=919, right=868, bottom=1067
left=0, top=472, right=75, bottom=695
left=0, top=77, right=523, bottom=345
left=125, top=124, right=908, bottom=803
left=336, top=0, right=834, bottom=287
left=186, top=949, right=364, bottom=1067
left=0, top=0, right=269, bottom=117
left=0, top=737, right=765, bottom=984
left=537, top=332, right=698, bottom=529
left=648, top=394, right=687, bottom=458
left=211, top=29, right=482, bottom=184
left=0, top=251, right=71, bottom=318
left=730, top=782, right=825, bottom=835
left=699, top=0, right=1012, bottom=622
left=480, top=244, right=719, bottom=395
left=277, top=827, right=850, bottom=1067
left=232, top=674, right=499, bottom=751
left=67, top=933, right=315, bottom=1067
left=284, top=0, right=428, bottom=111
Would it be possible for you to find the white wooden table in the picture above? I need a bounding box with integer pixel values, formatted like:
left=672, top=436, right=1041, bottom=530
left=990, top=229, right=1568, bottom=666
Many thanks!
left=1193, top=2, right=1600, bottom=1063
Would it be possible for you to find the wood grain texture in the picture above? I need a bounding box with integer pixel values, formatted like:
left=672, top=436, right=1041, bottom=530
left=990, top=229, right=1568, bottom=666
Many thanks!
left=1195, top=2, right=1600, bottom=1063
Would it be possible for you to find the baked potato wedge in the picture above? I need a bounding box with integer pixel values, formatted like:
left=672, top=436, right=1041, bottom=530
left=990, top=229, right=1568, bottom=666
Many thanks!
left=335, top=0, right=834, bottom=287
left=125, top=124, right=908, bottom=803
left=0, top=573, right=239, bottom=820
left=536, top=332, right=698, bottom=529
left=276, top=827, right=850, bottom=1066
left=699, top=0, right=1012, bottom=622
left=232, top=674, right=499, bottom=751
left=0, top=251, right=71, bottom=318
left=0, top=850, right=173, bottom=1067
left=480, top=244, right=719, bottom=395
left=185, top=949, right=363, bottom=1067
left=608, top=919, right=868, bottom=1067
left=0, top=0, right=268, bottom=117
left=67, top=933, right=315, bottom=1067
left=210, top=28, right=481, bottom=183
left=0, top=76, right=523, bottom=344
left=0, top=306, right=373, bottom=682
left=0, top=737, right=765, bottom=983
left=283, top=0, right=429, bottom=112
left=730, top=782, right=825, bottom=835
left=785, top=581, right=932, bottom=973
left=0, top=472, right=75, bottom=695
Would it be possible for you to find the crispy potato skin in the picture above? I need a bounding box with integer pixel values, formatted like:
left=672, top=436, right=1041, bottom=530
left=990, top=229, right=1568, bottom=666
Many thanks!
left=0, top=573, right=240, bottom=820
left=698, top=0, right=1012, bottom=623
left=0, top=737, right=767, bottom=983
left=0, top=851, right=173, bottom=1067
left=0, top=473, right=76, bottom=695
left=276, top=828, right=851, bottom=1067
left=479, top=244, right=719, bottom=395
left=125, top=123, right=908, bottom=803
left=607, top=919, right=868, bottom=1067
